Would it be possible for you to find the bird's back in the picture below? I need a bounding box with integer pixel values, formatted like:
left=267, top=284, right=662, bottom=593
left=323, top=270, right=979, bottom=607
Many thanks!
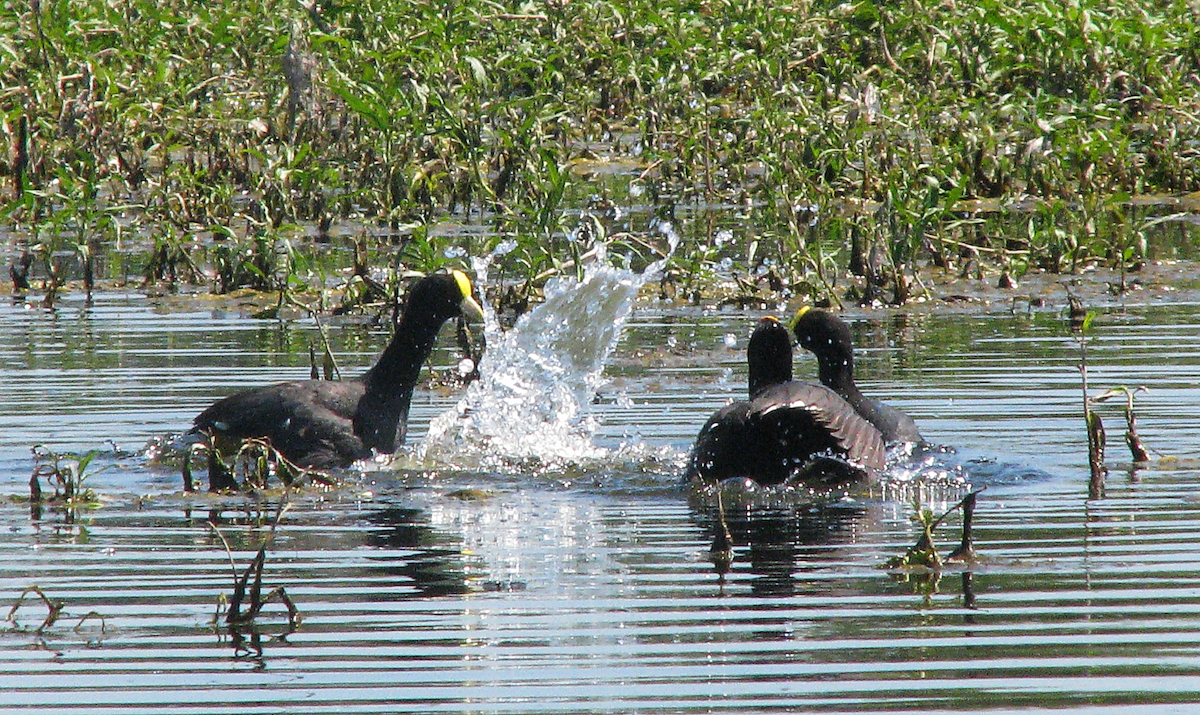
left=869, top=398, right=923, bottom=444
left=687, top=381, right=886, bottom=486
left=193, top=379, right=369, bottom=468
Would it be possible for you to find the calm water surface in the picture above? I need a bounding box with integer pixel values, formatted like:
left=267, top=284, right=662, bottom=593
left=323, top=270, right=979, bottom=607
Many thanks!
left=3, top=277, right=1200, bottom=714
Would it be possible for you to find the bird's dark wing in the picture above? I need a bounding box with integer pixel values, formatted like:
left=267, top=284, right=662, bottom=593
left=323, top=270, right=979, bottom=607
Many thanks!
left=687, top=382, right=886, bottom=486
left=752, top=382, right=888, bottom=473
left=687, top=401, right=763, bottom=483
left=192, top=380, right=369, bottom=468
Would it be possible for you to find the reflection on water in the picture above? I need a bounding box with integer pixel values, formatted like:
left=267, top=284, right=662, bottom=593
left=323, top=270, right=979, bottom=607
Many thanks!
left=694, top=502, right=871, bottom=598
left=4, top=277, right=1200, bottom=711
left=361, top=506, right=472, bottom=599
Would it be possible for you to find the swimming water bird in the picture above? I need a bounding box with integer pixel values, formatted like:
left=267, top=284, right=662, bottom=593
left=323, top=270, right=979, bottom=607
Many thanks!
left=193, top=270, right=484, bottom=471
left=685, top=316, right=886, bottom=487
left=790, top=307, right=922, bottom=445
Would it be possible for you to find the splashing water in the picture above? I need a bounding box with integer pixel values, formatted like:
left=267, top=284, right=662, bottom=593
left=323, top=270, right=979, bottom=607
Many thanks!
left=420, top=238, right=675, bottom=472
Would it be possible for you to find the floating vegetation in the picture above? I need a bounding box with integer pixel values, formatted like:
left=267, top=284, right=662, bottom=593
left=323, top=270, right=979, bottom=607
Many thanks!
left=886, top=489, right=984, bottom=573
left=444, top=487, right=493, bottom=502
left=28, top=446, right=102, bottom=522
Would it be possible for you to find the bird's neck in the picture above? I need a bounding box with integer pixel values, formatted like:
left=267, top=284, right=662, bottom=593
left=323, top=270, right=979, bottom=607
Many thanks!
left=353, top=315, right=446, bottom=454
left=819, top=354, right=891, bottom=432
left=360, top=314, right=444, bottom=396
left=749, top=361, right=792, bottom=398
left=819, top=354, right=862, bottom=403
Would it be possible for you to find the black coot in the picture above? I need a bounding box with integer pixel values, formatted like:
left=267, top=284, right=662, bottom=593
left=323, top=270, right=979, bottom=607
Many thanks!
left=193, top=270, right=484, bottom=470
left=685, top=316, right=886, bottom=487
left=790, top=306, right=922, bottom=444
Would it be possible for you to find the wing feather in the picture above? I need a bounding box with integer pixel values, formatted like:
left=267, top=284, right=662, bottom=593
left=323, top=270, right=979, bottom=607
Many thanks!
left=686, top=381, right=886, bottom=486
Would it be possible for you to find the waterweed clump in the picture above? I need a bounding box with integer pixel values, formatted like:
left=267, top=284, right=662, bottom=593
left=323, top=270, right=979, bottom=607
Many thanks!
left=28, top=446, right=103, bottom=522
left=886, top=489, right=984, bottom=573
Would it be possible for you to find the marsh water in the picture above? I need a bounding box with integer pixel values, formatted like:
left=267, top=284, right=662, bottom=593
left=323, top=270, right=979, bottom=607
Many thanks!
left=4, top=263, right=1200, bottom=713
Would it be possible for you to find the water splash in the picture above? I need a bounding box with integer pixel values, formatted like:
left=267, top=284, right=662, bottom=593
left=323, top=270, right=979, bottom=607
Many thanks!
left=420, top=236, right=676, bottom=472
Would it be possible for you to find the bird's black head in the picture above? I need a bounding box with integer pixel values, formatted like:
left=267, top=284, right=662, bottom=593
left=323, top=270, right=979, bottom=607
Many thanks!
left=747, top=316, right=793, bottom=398
left=790, top=307, right=855, bottom=389
left=406, top=270, right=485, bottom=327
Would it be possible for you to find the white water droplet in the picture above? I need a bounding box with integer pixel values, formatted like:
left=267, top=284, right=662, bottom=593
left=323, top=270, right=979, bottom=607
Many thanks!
left=421, top=246, right=675, bottom=472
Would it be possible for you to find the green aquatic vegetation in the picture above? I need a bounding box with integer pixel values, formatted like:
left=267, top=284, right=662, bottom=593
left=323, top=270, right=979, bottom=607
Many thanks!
left=887, top=490, right=983, bottom=572
left=144, top=224, right=204, bottom=288
left=29, top=446, right=101, bottom=513
left=1, top=0, right=1198, bottom=302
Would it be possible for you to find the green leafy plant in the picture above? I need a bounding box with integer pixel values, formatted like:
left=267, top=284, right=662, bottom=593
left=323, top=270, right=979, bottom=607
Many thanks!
left=29, top=446, right=103, bottom=522
left=887, top=489, right=984, bottom=572
left=2, top=0, right=1197, bottom=306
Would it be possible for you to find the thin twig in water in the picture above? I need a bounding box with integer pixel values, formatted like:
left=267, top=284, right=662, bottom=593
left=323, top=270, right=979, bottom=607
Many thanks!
left=6, top=586, right=66, bottom=634
left=708, top=490, right=735, bottom=581
left=209, top=503, right=300, bottom=628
